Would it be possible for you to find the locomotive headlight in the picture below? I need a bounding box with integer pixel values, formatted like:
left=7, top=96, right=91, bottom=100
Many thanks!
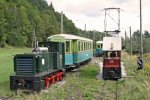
left=42, top=59, right=45, bottom=65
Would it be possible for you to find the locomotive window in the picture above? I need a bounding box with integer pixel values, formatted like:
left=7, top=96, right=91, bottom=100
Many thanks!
left=65, top=41, right=70, bottom=52
left=98, top=45, right=100, bottom=48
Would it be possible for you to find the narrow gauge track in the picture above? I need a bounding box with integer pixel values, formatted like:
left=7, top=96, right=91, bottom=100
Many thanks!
left=97, top=80, right=120, bottom=100
left=93, top=57, right=120, bottom=100
left=115, top=80, right=119, bottom=100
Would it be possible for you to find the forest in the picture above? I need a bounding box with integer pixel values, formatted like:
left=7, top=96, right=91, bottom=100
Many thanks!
left=0, top=0, right=80, bottom=47
left=0, top=0, right=150, bottom=53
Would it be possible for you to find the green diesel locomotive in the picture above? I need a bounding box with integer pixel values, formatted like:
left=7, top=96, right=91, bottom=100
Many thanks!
left=10, top=41, right=65, bottom=91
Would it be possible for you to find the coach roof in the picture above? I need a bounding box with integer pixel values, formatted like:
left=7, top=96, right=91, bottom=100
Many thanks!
left=48, top=34, right=93, bottom=42
left=96, top=41, right=103, bottom=44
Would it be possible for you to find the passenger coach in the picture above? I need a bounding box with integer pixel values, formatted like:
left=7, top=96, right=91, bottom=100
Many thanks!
left=95, top=41, right=103, bottom=57
left=47, top=34, right=93, bottom=69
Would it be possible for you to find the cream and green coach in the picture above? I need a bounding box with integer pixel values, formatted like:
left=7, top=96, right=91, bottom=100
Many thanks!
left=47, top=34, right=93, bottom=68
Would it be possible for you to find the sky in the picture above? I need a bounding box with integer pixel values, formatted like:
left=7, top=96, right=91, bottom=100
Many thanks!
left=46, top=0, right=150, bottom=37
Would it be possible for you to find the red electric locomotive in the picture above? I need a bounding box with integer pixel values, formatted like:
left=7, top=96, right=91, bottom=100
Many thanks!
left=102, top=37, right=122, bottom=80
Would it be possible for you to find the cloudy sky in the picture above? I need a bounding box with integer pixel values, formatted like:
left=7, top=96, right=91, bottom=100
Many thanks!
left=46, top=0, right=150, bottom=37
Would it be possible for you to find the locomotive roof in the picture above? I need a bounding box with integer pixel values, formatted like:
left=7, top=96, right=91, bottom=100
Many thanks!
left=48, top=34, right=93, bottom=42
left=103, top=37, right=121, bottom=51
left=96, top=41, right=103, bottom=44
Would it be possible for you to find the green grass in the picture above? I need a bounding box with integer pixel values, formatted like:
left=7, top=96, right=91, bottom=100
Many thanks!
left=0, top=48, right=150, bottom=100
left=0, top=48, right=32, bottom=97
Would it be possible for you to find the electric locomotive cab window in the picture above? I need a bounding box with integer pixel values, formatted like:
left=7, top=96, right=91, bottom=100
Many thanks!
left=65, top=41, right=71, bottom=52
left=98, top=45, right=100, bottom=48
left=105, top=51, right=118, bottom=58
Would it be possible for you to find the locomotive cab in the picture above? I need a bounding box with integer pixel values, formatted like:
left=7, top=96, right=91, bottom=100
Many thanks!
left=102, top=37, right=122, bottom=80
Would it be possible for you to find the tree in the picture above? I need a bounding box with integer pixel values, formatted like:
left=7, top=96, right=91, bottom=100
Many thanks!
left=0, top=0, right=7, bottom=47
left=144, top=30, right=150, bottom=38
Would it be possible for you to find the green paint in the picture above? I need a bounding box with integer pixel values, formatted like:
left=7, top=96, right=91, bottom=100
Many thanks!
left=47, top=36, right=65, bottom=43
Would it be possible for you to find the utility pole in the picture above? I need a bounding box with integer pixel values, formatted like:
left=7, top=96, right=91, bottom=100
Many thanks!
left=61, top=11, right=63, bottom=34
left=140, top=0, right=143, bottom=61
left=84, top=24, right=86, bottom=37
left=130, top=27, right=132, bottom=56
left=94, top=30, right=96, bottom=49
left=125, top=30, right=127, bottom=50
left=32, top=29, right=36, bottom=48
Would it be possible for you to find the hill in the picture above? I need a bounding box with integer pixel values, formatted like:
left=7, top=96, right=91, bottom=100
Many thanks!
left=0, top=0, right=79, bottom=47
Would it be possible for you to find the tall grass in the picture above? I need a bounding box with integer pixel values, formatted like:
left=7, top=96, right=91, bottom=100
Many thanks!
left=120, top=52, right=150, bottom=99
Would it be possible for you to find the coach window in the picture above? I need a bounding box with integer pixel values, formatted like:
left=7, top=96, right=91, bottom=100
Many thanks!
left=83, top=41, right=84, bottom=51
left=101, top=44, right=103, bottom=48
left=81, top=41, right=83, bottom=51
left=82, top=41, right=83, bottom=51
left=86, top=42, right=88, bottom=50
left=86, top=42, right=87, bottom=50
left=80, top=41, right=81, bottom=51
left=84, top=42, right=86, bottom=51
left=78, top=41, right=80, bottom=51
left=65, top=41, right=70, bottom=52
left=88, top=43, right=90, bottom=50
left=90, top=43, right=92, bottom=50
left=80, top=41, right=82, bottom=51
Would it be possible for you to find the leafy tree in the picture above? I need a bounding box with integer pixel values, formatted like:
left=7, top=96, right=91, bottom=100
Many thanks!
left=125, top=30, right=150, bottom=54
left=0, top=0, right=7, bottom=47
left=144, top=30, right=150, bottom=38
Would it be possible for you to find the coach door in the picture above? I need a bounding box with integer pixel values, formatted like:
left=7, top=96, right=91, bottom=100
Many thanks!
left=72, top=40, right=78, bottom=64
